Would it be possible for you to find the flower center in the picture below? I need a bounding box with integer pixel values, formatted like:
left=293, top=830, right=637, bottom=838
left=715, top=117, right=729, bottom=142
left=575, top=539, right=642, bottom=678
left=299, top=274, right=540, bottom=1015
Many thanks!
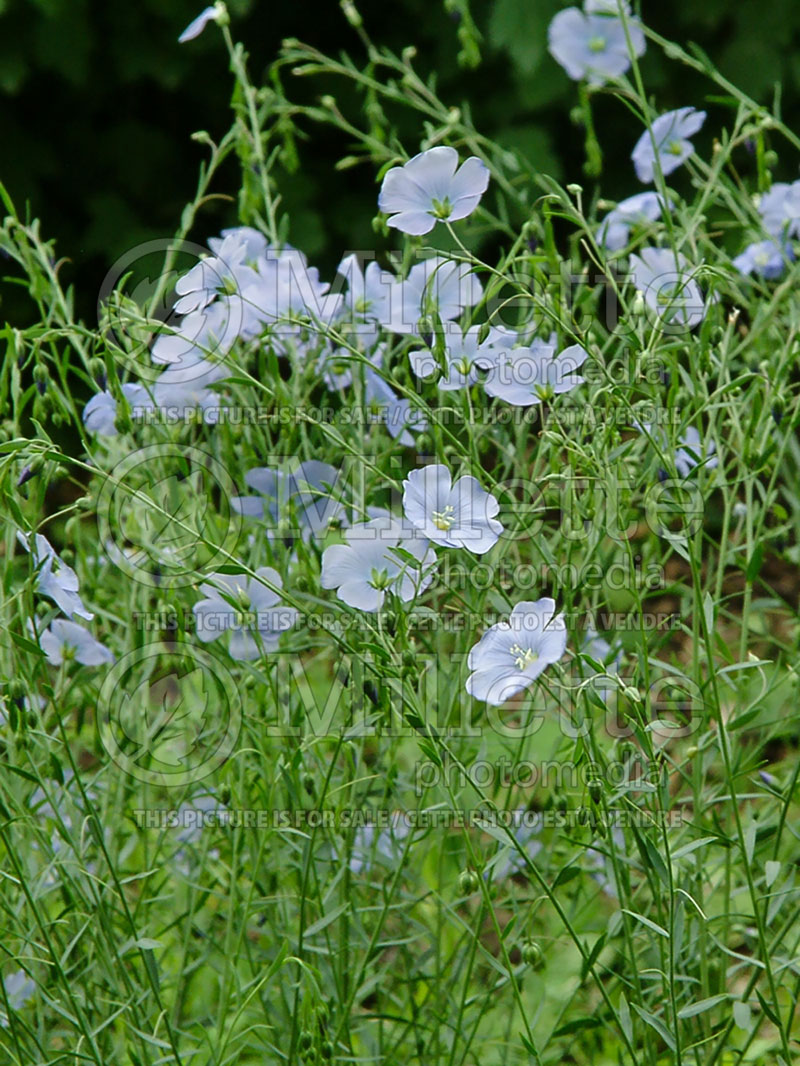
left=667, top=139, right=684, bottom=156
left=755, top=252, right=770, bottom=268
left=431, top=196, right=453, bottom=220
left=370, top=566, right=391, bottom=590
left=588, top=35, right=607, bottom=53
left=354, top=298, right=372, bottom=314
left=230, top=584, right=251, bottom=616
left=454, top=357, right=471, bottom=375
left=657, top=285, right=684, bottom=307
left=432, top=504, right=456, bottom=531
left=510, top=643, right=538, bottom=671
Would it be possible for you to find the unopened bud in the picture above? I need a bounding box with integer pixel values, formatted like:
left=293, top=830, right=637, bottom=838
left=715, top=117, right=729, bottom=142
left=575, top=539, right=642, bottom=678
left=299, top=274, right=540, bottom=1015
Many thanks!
left=521, top=939, right=542, bottom=966
left=459, top=869, right=480, bottom=894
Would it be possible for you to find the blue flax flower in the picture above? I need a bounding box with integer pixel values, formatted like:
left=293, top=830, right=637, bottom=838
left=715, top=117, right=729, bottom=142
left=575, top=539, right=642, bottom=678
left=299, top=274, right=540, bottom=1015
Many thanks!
left=466, top=598, right=568, bottom=706
left=378, top=146, right=490, bottom=235
left=337, top=253, right=395, bottom=333
left=178, top=5, right=221, bottom=43
left=363, top=368, right=426, bottom=446
left=631, top=107, right=706, bottom=183
left=18, top=532, right=93, bottom=620
left=83, top=383, right=152, bottom=436
left=597, top=192, right=666, bottom=252
left=37, top=619, right=114, bottom=667
left=174, top=231, right=257, bottom=315
left=482, top=335, right=588, bottom=407
left=320, top=516, right=436, bottom=611
left=1, top=971, right=35, bottom=1027
left=379, top=256, right=483, bottom=336
left=759, top=181, right=800, bottom=238
left=548, top=4, right=645, bottom=86
left=638, top=422, right=718, bottom=477
left=674, top=426, right=718, bottom=477
left=193, top=567, right=298, bottom=660
left=630, top=247, right=708, bottom=330
left=348, top=815, right=410, bottom=875
left=733, top=239, right=793, bottom=279
left=489, top=810, right=543, bottom=880
left=408, top=324, right=508, bottom=390
left=231, top=461, right=344, bottom=539
left=402, top=464, right=503, bottom=555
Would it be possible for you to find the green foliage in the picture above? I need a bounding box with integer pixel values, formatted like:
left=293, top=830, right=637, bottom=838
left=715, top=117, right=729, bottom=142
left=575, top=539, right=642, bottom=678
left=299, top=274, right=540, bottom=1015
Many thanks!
left=3, top=3, right=800, bottom=1064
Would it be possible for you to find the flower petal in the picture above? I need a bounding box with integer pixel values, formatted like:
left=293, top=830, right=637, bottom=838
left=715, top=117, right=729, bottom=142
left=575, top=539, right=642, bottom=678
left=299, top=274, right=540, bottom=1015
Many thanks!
left=386, top=211, right=437, bottom=236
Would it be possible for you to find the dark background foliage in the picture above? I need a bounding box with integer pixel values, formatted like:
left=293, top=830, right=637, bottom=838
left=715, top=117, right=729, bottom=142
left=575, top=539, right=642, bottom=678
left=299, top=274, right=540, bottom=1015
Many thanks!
left=2, top=0, right=800, bottom=326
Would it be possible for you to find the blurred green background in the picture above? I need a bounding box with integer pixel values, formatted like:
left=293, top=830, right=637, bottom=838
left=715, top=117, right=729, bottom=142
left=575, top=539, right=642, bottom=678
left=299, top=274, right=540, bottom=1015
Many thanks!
left=1, top=0, right=799, bottom=325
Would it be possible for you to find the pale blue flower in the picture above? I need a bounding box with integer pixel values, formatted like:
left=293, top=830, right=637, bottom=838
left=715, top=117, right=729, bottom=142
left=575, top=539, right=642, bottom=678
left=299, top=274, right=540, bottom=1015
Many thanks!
left=175, top=790, right=227, bottom=845
left=638, top=422, right=718, bottom=477
left=584, top=0, right=632, bottom=11
left=674, top=426, right=718, bottom=477
left=733, top=239, right=793, bottom=279
left=630, top=247, right=708, bottom=329
left=759, top=181, right=800, bottom=238
left=378, top=146, right=490, bottom=235
left=1, top=970, right=35, bottom=1026
left=193, top=567, right=298, bottom=660
left=317, top=342, right=352, bottom=390
left=231, top=461, right=344, bottom=538
left=632, top=107, right=706, bottom=183
left=161, top=239, right=342, bottom=360
left=466, top=598, right=568, bottom=706
left=548, top=6, right=645, bottom=86
left=364, top=367, right=426, bottom=446
left=17, top=532, right=93, bottom=620
left=238, top=246, right=343, bottom=340
left=597, top=192, right=665, bottom=251
left=403, top=464, right=503, bottom=554
left=482, top=335, right=588, bottom=406
left=317, top=340, right=384, bottom=392
left=152, top=301, right=243, bottom=365
left=320, top=516, right=436, bottom=612
left=82, top=383, right=152, bottom=436
left=173, top=790, right=227, bottom=874
left=208, top=226, right=268, bottom=260
left=348, top=815, right=410, bottom=875
left=408, top=324, right=507, bottom=390
left=582, top=630, right=618, bottom=668
left=29, top=769, right=96, bottom=853
left=380, top=256, right=484, bottom=335
left=178, top=5, right=220, bottom=43
left=174, top=232, right=257, bottom=315
left=151, top=359, right=227, bottom=423
left=490, top=810, right=543, bottom=880
left=36, top=618, right=114, bottom=667
left=337, top=253, right=395, bottom=334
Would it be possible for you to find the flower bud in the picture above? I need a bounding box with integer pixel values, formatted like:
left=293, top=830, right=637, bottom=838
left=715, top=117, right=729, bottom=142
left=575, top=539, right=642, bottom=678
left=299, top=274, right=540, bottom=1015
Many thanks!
left=33, top=365, right=48, bottom=395
left=89, top=358, right=107, bottom=389
left=459, top=869, right=480, bottom=894
left=521, top=939, right=542, bottom=966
